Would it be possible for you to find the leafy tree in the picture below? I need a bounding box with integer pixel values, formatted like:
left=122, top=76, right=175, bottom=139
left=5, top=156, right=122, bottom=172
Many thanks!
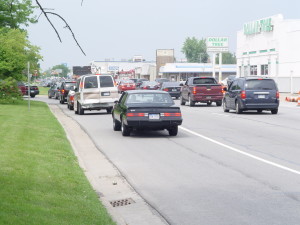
left=181, top=37, right=209, bottom=63
left=51, top=64, right=70, bottom=78
left=215, top=52, right=236, bottom=64
left=0, top=77, right=23, bottom=103
left=0, top=28, right=42, bottom=81
left=0, top=0, right=36, bottom=29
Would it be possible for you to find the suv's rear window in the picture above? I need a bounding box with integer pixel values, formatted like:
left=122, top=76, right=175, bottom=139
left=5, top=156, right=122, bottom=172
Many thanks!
left=245, top=79, right=276, bottom=90
left=65, top=83, right=76, bottom=90
left=193, top=78, right=217, bottom=85
left=100, top=76, right=114, bottom=87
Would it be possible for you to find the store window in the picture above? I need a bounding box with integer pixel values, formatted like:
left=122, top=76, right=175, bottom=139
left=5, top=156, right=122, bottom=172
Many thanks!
left=250, top=65, right=257, bottom=75
left=244, top=66, right=249, bottom=76
left=261, top=64, right=268, bottom=75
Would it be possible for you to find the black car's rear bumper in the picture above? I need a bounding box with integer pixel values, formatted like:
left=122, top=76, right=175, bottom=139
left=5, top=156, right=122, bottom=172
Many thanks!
left=127, top=119, right=182, bottom=128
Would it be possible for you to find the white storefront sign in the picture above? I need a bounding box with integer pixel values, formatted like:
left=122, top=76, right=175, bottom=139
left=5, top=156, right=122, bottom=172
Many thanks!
left=206, top=37, right=229, bottom=52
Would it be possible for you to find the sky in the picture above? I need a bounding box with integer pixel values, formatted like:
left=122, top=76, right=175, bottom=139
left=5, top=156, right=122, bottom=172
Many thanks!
left=27, top=0, right=300, bottom=71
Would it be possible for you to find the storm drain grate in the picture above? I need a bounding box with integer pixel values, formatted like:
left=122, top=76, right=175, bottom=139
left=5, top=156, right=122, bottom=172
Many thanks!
left=110, top=198, right=135, bottom=207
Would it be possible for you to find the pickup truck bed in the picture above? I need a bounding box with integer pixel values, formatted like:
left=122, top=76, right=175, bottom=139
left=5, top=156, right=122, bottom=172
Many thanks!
left=180, top=77, right=223, bottom=106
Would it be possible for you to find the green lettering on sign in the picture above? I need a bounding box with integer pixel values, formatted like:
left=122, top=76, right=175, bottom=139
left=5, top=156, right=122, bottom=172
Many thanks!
left=244, top=18, right=273, bottom=35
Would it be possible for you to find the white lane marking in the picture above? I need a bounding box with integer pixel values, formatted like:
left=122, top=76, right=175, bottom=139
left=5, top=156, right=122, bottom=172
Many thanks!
left=179, top=126, right=300, bottom=175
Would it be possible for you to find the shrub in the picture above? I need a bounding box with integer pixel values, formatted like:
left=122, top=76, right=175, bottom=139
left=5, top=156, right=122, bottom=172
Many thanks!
left=0, top=77, right=23, bottom=104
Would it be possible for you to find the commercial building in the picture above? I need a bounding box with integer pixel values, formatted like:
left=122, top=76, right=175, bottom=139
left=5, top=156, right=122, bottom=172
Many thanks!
left=237, top=14, right=300, bottom=93
left=90, top=57, right=156, bottom=81
left=159, top=63, right=236, bottom=82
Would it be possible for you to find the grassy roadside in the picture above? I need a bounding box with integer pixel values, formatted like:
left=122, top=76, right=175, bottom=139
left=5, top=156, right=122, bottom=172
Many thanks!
left=38, top=86, right=50, bottom=95
left=0, top=101, right=116, bottom=225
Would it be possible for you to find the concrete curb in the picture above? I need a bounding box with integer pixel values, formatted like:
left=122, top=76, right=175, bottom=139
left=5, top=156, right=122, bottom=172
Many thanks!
left=48, top=105, right=168, bottom=225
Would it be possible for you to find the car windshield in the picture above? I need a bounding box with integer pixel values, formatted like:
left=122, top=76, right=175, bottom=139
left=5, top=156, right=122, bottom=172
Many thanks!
left=121, top=80, right=134, bottom=84
left=245, top=79, right=276, bottom=90
left=193, top=78, right=217, bottom=84
left=126, top=93, right=175, bottom=106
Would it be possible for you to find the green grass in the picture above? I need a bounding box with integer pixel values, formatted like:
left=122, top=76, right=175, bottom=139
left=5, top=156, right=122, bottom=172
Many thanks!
left=0, top=101, right=116, bottom=225
left=38, top=87, right=50, bottom=95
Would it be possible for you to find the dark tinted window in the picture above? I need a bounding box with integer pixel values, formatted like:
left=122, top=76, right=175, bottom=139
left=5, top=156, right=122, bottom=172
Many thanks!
left=193, top=78, right=217, bottom=84
left=100, top=76, right=114, bottom=87
left=65, top=82, right=76, bottom=90
left=84, top=76, right=98, bottom=88
left=245, top=79, right=276, bottom=90
left=126, top=93, right=174, bottom=106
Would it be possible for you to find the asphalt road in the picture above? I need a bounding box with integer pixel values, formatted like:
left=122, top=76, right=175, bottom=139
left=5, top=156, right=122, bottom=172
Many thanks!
left=37, top=96, right=300, bottom=225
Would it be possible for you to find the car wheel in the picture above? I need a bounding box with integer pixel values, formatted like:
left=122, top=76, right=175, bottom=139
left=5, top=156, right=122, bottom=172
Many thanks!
left=78, top=102, right=84, bottom=115
left=176, top=97, right=179, bottom=100
left=188, top=95, right=195, bottom=107
left=67, top=104, right=70, bottom=109
left=48, top=93, right=52, bottom=99
left=113, top=117, right=121, bottom=131
left=257, top=109, right=263, bottom=113
left=216, top=101, right=222, bottom=106
left=235, top=101, right=242, bottom=114
left=180, top=95, right=186, bottom=105
left=60, top=98, right=63, bottom=104
left=271, top=109, right=278, bottom=114
left=55, top=93, right=58, bottom=99
left=223, top=100, right=229, bottom=112
left=74, top=103, right=78, bottom=114
left=70, top=105, right=74, bottom=110
left=106, top=107, right=112, bottom=114
left=121, top=118, right=131, bottom=136
left=207, top=101, right=212, bottom=106
left=168, top=126, right=178, bottom=136
left=30, top=94, right=35, bottom=98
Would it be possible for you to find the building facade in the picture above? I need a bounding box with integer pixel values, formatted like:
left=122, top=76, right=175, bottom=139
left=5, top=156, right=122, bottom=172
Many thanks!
left=237, top=14, right=300, bottom=93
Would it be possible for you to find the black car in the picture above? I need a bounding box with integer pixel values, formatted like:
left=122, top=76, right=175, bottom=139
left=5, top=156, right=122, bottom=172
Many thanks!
left=223, top=76, right=279, bottom=114
left=59, top=81, right=76, bottom=104
left=155, top=78, right=170, bottom=88
left=160, top=82, right=181, bottom=99
left=136, top=78, right=148, bottom=88
left=112, top=90, right=183, bottom=136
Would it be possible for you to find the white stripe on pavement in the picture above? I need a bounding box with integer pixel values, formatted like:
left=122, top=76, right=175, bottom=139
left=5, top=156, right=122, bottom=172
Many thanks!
left=179, top=126, right=300, bottom=175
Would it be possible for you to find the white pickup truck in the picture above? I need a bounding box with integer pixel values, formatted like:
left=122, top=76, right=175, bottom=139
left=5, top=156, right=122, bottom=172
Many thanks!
left=74, top=74, right=119, bottom=115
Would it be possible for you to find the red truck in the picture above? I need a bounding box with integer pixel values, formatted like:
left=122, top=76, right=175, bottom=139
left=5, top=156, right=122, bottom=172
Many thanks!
left=180, top=77, right=223, bottom=106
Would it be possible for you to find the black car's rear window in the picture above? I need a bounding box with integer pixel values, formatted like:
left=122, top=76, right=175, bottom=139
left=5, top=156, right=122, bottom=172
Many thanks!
left=126, top=93, right=174, bottom=106
left=65, top=83, right=76, bottom=90
left=245, top=79, right=276, bottom=90
left=193, top=78, right=217, bottom=85
left=100, top=76, right=114, bottom=87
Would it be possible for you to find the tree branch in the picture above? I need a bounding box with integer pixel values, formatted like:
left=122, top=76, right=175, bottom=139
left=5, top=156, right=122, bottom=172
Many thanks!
left=35, top=0, right=86, bottom=56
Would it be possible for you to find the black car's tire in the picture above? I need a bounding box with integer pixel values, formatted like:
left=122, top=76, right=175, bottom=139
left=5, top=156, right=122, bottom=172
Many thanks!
left=74, top=105, right=78, bottom=114
left=257, top=109, right=263, bottom=113
left=223, top=100, right=229, bottom=112
left=70, top=105, right=74, bottom=110
left=168, top=126, right=178, bottom=136
left=55, top=93, right=58, bottom=99
left=113, top=117, right=121, bottom=131
left=188, top=95, right=195, bottom=107
left=106, top=107, right=112, bottom=114
left=78, top=102, right=84, bottom=115
left=180, top=95, right=186, bottom=105
left=216, top=101, right=222, bottom=106
left=60, top=98, right=63, bottom=104
left=207, top=101, right=212, bottom=106
left=121, top=118, right=131, bottom=136
left=30, top=94, right=35, bottom=98
left=235, top=101, right=242, bottom=114
left=176, top=97, right=179, bottom=100
left=67, top=104, right=70, bottom=109
left=48, top=93, right=52, bottom=99
left=271, top=108, right=278, bottom=114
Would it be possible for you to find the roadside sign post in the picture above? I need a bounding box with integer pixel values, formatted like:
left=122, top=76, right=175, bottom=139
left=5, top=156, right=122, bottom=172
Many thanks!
left=27, top=62, right=30, bottom=111
left=206, top=37, right=229, bottom=82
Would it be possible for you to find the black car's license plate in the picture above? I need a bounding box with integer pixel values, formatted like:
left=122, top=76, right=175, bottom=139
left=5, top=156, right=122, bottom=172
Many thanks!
left=149, top=114, right=160, bottom=120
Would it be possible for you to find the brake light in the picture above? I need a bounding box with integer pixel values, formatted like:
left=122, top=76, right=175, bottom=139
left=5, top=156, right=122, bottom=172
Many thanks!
left=193, top=87, right=197, bottom=94
left=162, top=113, right=182, bottom=117
left=62, top=89, right=65, bottom=94
left=276, top=91, right=280, bottom=99
left=163, top=88, right=168, bottom=91
left=70, top=96, right=74, bottom=101
left=241, top=91, right=246, bottom=99
left=127, top=113, right=147, bottom=117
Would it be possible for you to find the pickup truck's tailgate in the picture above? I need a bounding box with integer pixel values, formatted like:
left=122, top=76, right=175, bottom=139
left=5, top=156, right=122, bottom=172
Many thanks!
left=193, top=85, right=223, bottom=100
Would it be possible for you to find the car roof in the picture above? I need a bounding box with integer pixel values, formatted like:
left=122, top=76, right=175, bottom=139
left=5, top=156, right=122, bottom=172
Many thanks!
left=237, top=76, right=275, bottom=80
left=125, top=90, right=168, bottom=94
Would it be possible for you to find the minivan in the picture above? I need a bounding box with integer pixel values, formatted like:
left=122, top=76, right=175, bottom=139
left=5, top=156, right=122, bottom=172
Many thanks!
left=223, top=77, right=279, bottom=114
left=74, top=74, right=118, bottom=115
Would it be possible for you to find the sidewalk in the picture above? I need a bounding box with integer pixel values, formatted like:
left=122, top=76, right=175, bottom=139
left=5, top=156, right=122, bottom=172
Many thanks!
left=49, top=105, right=168, bottom=225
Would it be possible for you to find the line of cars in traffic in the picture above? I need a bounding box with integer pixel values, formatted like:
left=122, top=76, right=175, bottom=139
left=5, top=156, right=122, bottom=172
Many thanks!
left=48, top=74, right=280, bottom=136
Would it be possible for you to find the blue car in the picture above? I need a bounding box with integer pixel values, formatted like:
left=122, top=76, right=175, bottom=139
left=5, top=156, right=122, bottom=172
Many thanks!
left=223, top=77, right=279, bottom=114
